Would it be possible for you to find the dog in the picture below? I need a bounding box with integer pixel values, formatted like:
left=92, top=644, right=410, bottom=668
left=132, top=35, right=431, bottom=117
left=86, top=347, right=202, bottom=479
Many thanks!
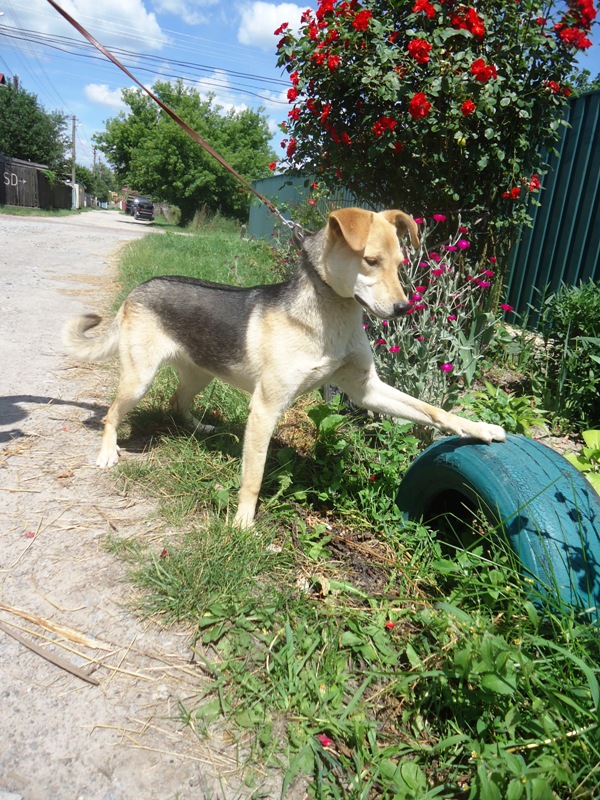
left=62, top=208, right=506, bottom=528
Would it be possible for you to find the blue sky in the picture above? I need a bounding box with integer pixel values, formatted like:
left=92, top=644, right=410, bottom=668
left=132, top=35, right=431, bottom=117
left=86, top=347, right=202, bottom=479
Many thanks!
left=0, top=0, right=598, bottom=170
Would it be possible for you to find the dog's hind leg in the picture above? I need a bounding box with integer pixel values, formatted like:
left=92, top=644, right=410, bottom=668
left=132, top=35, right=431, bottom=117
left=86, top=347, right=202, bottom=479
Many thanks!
left=169, top=359, right=215, bottom=434
left=97, top=353, right=161, bottom=468
left=233, top=385, right=288, bottom=528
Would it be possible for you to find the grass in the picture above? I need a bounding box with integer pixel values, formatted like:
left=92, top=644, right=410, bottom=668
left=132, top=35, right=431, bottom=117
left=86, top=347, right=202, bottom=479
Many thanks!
left=0, top=203, right=87, bottom=217
left=105, top=221, right=600, bottom=799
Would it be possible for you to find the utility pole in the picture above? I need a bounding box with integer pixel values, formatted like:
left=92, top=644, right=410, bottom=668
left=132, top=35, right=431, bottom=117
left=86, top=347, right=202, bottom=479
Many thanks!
left=93, top=146, right=97, bottom=176
left=71, top=115, right=77, bottom=210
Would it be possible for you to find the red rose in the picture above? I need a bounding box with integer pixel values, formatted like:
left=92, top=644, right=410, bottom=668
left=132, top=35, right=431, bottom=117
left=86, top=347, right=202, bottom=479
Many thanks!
left=408, top=92, right=432, bottom=120
left=413, top=0, right=436, bottom=18
left=327, top=54, right=341, bottom=71
left=287, top=87, right=298, bottom=101
left=461, top=99, right=476, bottom=116
left=407, top=38, right=433, bottom=64
left=352, top=9, right=373, bottom=31
left=470, top=58, right=497, bottom=83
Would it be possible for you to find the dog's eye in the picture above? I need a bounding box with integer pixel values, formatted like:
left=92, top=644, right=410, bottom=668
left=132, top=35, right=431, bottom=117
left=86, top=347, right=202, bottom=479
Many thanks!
left=364, top=256, right=379, bottom=267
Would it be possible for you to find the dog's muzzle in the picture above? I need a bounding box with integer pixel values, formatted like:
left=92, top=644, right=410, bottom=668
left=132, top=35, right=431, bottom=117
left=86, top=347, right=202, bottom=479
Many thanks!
left=391, top=301, right=411, bottom=317
left=355, top=295, right=412, bottom=318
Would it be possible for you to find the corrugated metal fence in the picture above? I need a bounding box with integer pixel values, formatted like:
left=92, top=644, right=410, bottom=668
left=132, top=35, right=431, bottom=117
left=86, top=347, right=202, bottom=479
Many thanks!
left=504, top=89, right=600, bottom=322
left=0, top=154, right=72, bottom=209
left=250, top=91, right=599, bottom=322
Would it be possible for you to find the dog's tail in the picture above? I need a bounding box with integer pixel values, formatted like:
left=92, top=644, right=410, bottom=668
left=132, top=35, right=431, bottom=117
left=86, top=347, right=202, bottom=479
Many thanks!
left=62, top=313, right=120, bottom=362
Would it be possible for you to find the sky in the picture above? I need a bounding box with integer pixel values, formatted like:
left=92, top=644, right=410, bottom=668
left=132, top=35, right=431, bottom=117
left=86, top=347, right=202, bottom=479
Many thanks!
left=0, top=0, right=598, bottom=171
left=0, top=0, right=309, bottom=168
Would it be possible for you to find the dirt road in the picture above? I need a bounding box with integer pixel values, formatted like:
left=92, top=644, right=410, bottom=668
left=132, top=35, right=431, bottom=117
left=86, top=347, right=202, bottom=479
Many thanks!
left=0, top=211, right=285, bottom=800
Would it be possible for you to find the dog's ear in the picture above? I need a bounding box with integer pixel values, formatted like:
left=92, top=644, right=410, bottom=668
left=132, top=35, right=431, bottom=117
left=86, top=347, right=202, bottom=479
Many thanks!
left=328, top=208, right=373, bottom=252
left=381, top=210, right=420, bottom=248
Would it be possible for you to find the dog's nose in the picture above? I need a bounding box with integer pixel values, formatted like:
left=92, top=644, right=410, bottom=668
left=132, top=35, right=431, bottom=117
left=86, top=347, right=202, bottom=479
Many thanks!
left=392, top=301, right=411, bottom=317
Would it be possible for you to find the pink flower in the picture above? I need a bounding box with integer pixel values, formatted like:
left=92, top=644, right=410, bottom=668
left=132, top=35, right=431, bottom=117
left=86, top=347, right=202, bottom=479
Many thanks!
left=477, top=280, right=491, bottom=288
left=411, top=292, right=423, bottom=301
left=457, top=239, right=470, bottom=249
left=385, top=621, right=395, bottom=629
left=432, top=213, right=447, bottom=222
left=429, top=252, right=441, bottom=262
left=500, top=303, right=514, bottom=312
left=431, top=268, right=445, bottom=276
left=489, top=256, right=497, bottom=264
left=316, top=734, right=334, bottom=748
left=415, top=285, right=427, bottom=292
left=416, top=335, right=426, bottom=342
left=382, top=319, right=389, bottom=326
left=447, top=315, right=457, bottom=321
left=414, top=217, right=424, bottom=224
left=445, top=245, right=458, bottom=251
left=440, top=363, right=453, bottom=373
left=389, top=345, right=400, bottom=353
left=375, top=338, right=387, bottom=346
left=482, top=269, right=495, bottom=277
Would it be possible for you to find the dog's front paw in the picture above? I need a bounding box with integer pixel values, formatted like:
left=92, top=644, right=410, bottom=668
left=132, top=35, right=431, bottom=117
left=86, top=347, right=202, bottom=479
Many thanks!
left=467, top=421, right=506, bottom=444
left=96, top=444, right=120, bottom=468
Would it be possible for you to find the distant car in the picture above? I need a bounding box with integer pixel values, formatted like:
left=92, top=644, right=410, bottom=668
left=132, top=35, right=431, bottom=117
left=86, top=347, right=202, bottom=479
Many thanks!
left=124, top=195, right=154, bottom=221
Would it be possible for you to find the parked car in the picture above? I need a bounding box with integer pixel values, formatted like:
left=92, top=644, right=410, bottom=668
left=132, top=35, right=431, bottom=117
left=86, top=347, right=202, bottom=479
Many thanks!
left=124, top=194, right=155, bottom=221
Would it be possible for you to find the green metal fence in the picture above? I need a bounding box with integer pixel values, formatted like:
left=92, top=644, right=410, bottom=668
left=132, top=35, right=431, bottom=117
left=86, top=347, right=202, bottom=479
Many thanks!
left=504, top=89, right=600, bottom=323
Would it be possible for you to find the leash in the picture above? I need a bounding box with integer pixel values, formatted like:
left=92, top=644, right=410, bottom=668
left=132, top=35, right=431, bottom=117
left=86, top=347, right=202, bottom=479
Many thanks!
left=45, top=0, right=304, bottom=235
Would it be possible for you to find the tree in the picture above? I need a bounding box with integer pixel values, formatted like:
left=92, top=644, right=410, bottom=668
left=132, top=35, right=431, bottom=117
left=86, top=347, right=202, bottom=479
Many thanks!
left=0, top=83, right=68, bottom=169
left=94, top=81, right=276, bottom=225
left=275, top=0, right=597, bottom=260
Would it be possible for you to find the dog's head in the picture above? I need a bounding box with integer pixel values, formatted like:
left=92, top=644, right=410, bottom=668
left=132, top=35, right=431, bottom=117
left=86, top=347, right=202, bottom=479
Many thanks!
left=318, top=208, right=419, bottom=319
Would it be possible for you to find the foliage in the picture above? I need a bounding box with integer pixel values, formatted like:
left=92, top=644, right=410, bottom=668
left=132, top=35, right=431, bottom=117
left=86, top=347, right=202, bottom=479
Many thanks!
left=94, top=81, right=276, bottom=225
left=367, top=214, right=505, bottom=414
left=537, top=281, right=600, bottom=427
left=274, top=0, right=597, bottom=264
left=460, top=381, right=547, bottom=436
left=571, top=68, right=600, bottom=95
left=564, top=430, right=600, bottom=493
left=73, top=162, right=116, bottom=201
left=0, top=83, right=69, bottom=170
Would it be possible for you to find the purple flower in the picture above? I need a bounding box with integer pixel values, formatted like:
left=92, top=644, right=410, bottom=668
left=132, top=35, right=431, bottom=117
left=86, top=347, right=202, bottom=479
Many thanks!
left=440, top=363, right=454, bottom=373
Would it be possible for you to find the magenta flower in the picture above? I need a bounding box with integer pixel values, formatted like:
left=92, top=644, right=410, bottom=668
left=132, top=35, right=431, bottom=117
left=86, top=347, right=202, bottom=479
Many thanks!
left=411, top=292, right=423, bottom=301
left=482, top=269, right=495, bottom=277
left=459, top=225, right=469, bottom=234
left=375, top=338, right=387, bottom=346
left=416, top=335, right=426, bottom=342
left=447, top=314, right=457, bottom=321
left=385, top=621, right=395, bottom=629
left=477, top=280, right=491, bottom=288
left=489, top=256, right=497, bottom=264
left=382, top=319, right=389, bottom=327
left=440, top=363, right=454, bottom=373
left=389, top=345, right=400, bottom=353
left=419, top=261, right=429, bottom=268
left=316, top=734, right=334, bottom=748
left=445, top=245, right=458, bottom=251
left=429, top=252, right=441, bottom=262
left=415, top=285, right=427, bottom=292
left=432, top=268, right=445, bottom=276
left=457, top=239, right=470, bottom=249
left=433, top=213, right=447, bottom=222
left=500, top=303, right=514, bottom=312
left=414, top=217, right=424, bottom=224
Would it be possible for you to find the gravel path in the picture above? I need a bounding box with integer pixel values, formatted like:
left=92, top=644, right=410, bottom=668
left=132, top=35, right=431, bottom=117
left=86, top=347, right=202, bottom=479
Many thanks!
left=0, top=211, right=288, bottom=800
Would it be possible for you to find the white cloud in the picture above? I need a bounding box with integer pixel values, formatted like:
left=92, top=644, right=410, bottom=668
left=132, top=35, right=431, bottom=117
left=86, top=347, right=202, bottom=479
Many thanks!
left=151, top=0, right=219, bottom=26
left=192, top=70, right=249, bottom=114
left=84, top=83, right=128, bottom=111
left=237, top=2, right=305, bottom=51
left=6, top=0, right=165, bottom=52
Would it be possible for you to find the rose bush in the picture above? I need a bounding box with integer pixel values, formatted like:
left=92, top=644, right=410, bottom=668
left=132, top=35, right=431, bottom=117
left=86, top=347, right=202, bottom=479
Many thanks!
left=275, top=0, right=597, bottom=261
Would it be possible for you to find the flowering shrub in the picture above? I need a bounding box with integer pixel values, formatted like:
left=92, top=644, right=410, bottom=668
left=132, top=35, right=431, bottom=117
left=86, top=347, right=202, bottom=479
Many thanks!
left=274, top=0, right=597, bottom=259
left=368, top=214, right=511, bottom=413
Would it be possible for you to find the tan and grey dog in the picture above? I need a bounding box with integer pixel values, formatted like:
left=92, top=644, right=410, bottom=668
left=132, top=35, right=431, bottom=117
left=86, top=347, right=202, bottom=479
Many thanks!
left=62, top=208, right=505, bottom=528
